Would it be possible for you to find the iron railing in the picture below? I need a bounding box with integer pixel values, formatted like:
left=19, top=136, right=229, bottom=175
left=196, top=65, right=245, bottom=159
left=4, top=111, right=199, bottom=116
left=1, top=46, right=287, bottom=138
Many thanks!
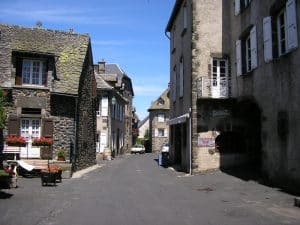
left=196, top=77, right=231, bottom=98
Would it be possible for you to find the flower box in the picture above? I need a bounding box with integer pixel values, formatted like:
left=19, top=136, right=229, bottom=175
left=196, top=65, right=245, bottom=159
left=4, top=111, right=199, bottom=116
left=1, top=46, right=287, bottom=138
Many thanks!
left=5, top=135, right=26, bottom=147
left=32, top=137, right=53, bottom=146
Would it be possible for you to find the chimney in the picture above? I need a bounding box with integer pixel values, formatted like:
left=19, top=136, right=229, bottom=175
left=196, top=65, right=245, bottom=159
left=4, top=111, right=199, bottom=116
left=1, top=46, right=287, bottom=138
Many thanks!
left=98, top=59, right=105, bottom=74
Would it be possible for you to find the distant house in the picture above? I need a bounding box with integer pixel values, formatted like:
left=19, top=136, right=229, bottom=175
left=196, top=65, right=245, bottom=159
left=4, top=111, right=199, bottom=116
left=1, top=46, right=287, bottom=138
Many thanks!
left=0, top=24, right=96, bottom=171
left=138, top=116, right=149, bottom=139
left=94, top=61, right=134, bottom=156
left=148, top=89, right=170, bottom=153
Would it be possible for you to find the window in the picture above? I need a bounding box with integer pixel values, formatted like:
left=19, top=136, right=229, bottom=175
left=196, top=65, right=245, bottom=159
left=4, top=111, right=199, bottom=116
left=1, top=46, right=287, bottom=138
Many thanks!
left=236, top=26, right=257, bottom=75
left=155, top=128, right=164, bottom=137
left=172, top=66, right=177, bottom=102
left=211, top=58, right=229, bottom=98
left=171, top=26, right=176, bottom=52
left=179, top=57, right=184, bottom=97
left=182, top=3, right=187, bottom=33
left=263, top=0, right=298, bottom=62
left=22, top=59, right=47, bottom=85
left=158, top=113, right=165, bottom=122
left=235, top=0, right=252, bottom=15
left=21, top=119, right=41, bottom=138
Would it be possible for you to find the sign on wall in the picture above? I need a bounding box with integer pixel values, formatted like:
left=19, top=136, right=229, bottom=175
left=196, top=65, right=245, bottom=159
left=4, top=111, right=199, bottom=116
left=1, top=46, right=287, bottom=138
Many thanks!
left=198, top=137, right=215, bottom=147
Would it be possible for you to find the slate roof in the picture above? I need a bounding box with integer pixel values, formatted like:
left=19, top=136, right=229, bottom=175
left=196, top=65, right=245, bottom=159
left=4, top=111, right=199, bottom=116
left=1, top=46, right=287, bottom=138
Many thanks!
left=148, top=88, right=170, bottom=111
left=0, top=23, right=90, bottom=95
left=138, top=115, right=149, bottom=128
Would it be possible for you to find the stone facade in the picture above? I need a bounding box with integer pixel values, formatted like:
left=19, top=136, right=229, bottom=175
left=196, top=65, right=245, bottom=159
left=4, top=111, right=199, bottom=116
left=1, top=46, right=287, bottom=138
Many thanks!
left=148, top=89, right=170, bottom=153
left=94, top=61, right=133, bottom=157
left=229, top=0, right=300, bottom=189
left=0, top=24, right=96, bottom=171
left=166, top=0, right=300, bottom=190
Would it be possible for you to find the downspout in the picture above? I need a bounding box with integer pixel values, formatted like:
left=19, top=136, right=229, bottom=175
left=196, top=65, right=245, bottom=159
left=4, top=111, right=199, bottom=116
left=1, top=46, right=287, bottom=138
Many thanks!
left=73, top=97, right=78, bottom=172
left=189, top=107, right=192, bottom=175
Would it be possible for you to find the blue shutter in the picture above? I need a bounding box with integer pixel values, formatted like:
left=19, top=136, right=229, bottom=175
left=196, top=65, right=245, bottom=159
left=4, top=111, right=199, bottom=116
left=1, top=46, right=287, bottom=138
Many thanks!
left=286, top=0, right=298, bottom=51
left=263, top=17, right=273, bottom=62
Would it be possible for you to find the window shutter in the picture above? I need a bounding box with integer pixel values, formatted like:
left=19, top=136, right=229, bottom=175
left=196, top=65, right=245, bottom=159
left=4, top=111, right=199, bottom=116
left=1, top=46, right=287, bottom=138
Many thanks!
left=179, top=58, right=184, bottom=97
left=164, top=129, right=168, bottom=138
left=250, top=26, right=258, bottom=69
left=286, top=0, right=298, bottom=51
left=101, top=97, right=108, bottom=117
left=15, top=58, right=22, bottom=85
left=236, top=40, right=242, bottom=76
left=8, top=116, right=20, bottom=136
left=42, top=118, right=53, bottom=138
left=155, top=129, right=158, bottom=137
left=172, top=67, right=177, bottom=102
left=263, top=17, right=273, bottom=63
left=235, top=0, right=240, bottom=16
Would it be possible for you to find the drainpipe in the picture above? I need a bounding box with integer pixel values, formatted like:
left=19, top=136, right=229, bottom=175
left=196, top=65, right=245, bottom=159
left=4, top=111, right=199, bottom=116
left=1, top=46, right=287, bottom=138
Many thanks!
left=73, top=97, right=78, bottom=172
left=189, top=107, right=192, bottom=175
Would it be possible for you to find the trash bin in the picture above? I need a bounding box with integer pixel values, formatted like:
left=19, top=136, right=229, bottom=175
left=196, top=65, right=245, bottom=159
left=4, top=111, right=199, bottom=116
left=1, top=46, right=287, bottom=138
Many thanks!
left=161, top=152, right=169, bottom=167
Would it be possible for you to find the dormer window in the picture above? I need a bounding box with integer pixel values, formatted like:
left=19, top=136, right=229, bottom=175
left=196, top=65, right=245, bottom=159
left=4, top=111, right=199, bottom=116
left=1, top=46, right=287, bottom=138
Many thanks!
left=22, top=59, right=47, bottom=85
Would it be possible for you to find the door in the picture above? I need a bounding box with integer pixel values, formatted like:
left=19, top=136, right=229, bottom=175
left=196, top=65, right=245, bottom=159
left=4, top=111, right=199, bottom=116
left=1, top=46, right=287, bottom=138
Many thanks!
left=20, top=119, right=41, bottom=158
left=211, top=59, right=229, bottom=98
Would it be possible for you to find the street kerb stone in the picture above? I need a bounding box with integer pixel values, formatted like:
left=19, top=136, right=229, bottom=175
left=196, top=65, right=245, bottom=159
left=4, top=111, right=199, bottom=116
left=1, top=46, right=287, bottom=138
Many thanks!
left=72, top=164, right=102, bottom=179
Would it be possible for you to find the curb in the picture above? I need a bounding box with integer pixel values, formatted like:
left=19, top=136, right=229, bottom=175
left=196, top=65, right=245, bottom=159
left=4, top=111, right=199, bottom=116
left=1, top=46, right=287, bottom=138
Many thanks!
left=72, top=164, right=102, bottom=179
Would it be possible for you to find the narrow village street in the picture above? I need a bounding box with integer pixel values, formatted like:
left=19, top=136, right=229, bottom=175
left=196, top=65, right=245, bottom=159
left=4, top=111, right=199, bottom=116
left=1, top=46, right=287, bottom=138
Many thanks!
left=1, top=154, right=300, bottom=225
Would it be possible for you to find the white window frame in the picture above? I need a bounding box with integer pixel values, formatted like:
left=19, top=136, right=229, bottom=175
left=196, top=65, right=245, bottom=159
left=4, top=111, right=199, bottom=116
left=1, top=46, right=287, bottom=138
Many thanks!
left=157, top=113, right=165, bottom=123
left=20, top=119, right=41, bottom=139
left=277, top=8, right=288, bottom=56
left=211, top=58, right=229, bottom=98
left=158, top=128, right=165, bottom=137
left=246, top=35, right=252, bottom=72
left=22, top=59, right=46, bottom=86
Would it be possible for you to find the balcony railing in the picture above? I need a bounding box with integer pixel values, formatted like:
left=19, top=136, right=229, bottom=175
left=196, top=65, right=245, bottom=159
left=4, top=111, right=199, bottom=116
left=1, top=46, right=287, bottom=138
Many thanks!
left=196, top=77, right=231, bottom=98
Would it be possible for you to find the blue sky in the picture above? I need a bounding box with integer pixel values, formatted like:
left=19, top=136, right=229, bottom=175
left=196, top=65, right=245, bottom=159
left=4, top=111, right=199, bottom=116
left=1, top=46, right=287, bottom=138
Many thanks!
left=0, top=0, right=175, bottom=119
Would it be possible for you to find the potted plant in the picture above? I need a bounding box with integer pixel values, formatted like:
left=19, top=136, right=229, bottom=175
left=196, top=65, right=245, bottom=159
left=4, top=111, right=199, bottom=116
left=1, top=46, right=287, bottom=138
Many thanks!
left=5, top=135, right=26, bottom=147
left=56, top=149, right=66, bottom=161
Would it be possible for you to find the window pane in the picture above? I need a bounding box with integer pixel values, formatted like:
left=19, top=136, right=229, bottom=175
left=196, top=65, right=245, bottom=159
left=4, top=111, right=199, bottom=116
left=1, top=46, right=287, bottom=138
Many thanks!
left=22, top=60, right=31, bottom=84
left=32, top=61, right=40, bottom=84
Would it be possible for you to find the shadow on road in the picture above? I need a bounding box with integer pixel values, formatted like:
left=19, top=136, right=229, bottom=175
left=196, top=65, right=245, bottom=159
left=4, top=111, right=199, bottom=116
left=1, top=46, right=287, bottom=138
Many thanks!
left=0, top=190, right=13, bottom=199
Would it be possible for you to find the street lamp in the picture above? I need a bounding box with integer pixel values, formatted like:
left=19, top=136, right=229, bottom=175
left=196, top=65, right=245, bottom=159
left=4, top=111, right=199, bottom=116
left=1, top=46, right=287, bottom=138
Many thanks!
left=111, top=96, right=116, bottom=105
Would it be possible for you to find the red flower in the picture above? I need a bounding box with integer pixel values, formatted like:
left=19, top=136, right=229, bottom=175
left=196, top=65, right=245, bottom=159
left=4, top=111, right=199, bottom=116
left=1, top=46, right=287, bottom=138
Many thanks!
left=32, top=136, right=53, bottom=146
left=5, top=135, right=26, bottom=146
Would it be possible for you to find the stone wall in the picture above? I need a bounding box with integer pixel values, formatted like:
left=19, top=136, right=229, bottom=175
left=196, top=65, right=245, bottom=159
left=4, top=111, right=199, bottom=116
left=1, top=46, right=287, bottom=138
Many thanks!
left=75, top=44, right=96, bottom=171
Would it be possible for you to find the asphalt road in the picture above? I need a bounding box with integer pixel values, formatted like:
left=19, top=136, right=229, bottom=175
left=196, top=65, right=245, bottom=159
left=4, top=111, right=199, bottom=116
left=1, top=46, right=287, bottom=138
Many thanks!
left=1, top=153, right=300, bottom=225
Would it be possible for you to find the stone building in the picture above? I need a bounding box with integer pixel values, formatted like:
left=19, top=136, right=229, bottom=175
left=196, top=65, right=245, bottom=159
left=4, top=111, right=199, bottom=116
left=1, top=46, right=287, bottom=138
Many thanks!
left=166, top=0, right=232, bottom=173
left=230, top=0, right=300, bottom=189
left=94, top=61, right=134, bottom=156
left=148, top=89, right=170, bottom=153
left=166, top=0, right=300, bottom=190
left=0, top=24, right=96, bottom=171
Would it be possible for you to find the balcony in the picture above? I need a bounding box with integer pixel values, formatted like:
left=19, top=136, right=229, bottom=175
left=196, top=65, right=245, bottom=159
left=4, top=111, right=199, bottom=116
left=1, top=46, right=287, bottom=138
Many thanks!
left=196, top=77, right=231, bottom=99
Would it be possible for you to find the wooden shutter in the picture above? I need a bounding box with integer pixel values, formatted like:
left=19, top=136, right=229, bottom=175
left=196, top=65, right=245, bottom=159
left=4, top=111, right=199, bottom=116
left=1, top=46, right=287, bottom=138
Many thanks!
left=286, top=0, right=298, bottom=51
left=236, top=40, right=242, bottom=76
left=15, top=58, right=22, bottom=85
left=164, top=129, right=168, bottom=138
left=250, top=26, right=258, bottom=69
left=8, top=116, right=20, bottom=135
left=42, top=118, right=53, bottom=138
left=263, top=17, right=273, bottom=63
left=235, top=0, right=240, bottom=16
